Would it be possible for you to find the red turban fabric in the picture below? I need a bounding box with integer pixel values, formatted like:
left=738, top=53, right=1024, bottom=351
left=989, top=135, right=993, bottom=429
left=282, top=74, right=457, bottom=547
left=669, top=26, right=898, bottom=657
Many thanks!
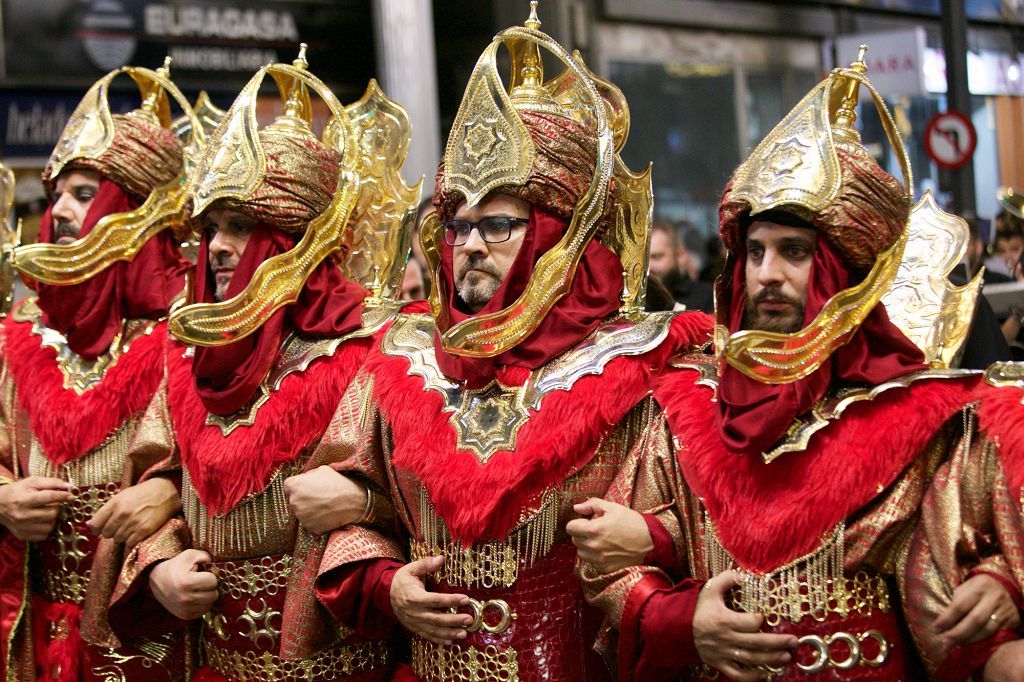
left=191, top=224, right=367, bottom=415
left=35, top=178, right=189, bottom=359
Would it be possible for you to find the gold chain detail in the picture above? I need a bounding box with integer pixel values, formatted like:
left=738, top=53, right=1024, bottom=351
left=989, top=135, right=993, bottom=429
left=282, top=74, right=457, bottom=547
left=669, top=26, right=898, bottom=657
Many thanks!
left=412, top=638, right=518, bottom=682
left=35, top=483, right=120, bottom=604
left=203, top=638, right=388, bottom=682
left=29, top=425, right=133, bottom=488
left=37, top=566, right=91, bottom=604
left=183, top=464, right=299, bottom=558
left=705, top=520, right=884, bottom=626
left=208, top=554, right=292, bottom=601
left=418, top=489, right=559, bottom=588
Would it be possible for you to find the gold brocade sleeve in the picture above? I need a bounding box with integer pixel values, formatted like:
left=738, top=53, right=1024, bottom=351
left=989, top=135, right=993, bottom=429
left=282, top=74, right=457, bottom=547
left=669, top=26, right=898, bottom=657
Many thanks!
left=0, top=327, right=23, bottom=484
left=314, top=368, right=405, bottom=579
left=578, top=400, right=686, bottom=664
left=82, top=372, right=182, bottom=649
left=903, top=408, right=1024, bottom=676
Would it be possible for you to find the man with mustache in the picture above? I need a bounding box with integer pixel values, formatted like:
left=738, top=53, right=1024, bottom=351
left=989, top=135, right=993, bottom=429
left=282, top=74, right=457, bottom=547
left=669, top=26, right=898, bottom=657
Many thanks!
left=105, top=57, right=418, bottom=682
left=0, top=63, right=193, bottom=681
left=301, top=8, right=713, bottom=681
left=580, top=51, right=1024, bottom=680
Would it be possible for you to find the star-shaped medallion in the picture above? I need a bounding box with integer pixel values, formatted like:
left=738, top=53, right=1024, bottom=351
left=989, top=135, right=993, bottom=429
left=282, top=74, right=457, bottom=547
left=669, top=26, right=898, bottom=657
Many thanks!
left=452, top=380, right=531, bottom=463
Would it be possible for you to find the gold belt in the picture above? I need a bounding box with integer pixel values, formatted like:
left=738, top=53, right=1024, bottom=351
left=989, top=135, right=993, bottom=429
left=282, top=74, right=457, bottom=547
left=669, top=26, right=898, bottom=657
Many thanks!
left=204, top=638, right=388, bottom=682
left=729, top=569, right=891, bottom=626
left=692, top=628, right=891, bottom=678
left=35, top=482, right=120, bottom=605
left=412, top=638, right=518, bottom=682
left=208, top=554, right=293, bottom=600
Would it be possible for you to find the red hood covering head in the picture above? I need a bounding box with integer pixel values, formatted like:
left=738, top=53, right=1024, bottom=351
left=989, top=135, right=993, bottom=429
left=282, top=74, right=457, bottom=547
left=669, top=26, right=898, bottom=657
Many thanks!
left=714, top=149, right=926, bottom=456
left=35, top=178, right=189, bottom=359
left=432, top=206, right=623, bottom=387
left=431, top=110, right=623, bottom=386
left=190, top=224, right=367, bottom=416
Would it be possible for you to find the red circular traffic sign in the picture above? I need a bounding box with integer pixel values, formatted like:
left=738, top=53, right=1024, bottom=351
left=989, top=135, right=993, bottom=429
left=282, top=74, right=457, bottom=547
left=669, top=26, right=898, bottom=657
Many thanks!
left=924, top=110, right=977, bottom=171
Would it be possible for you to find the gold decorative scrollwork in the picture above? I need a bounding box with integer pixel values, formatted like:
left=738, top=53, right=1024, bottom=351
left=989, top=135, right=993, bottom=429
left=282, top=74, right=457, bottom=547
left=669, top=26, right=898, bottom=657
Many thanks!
left=341, top=79, right=423, bottom=303
left=882, top=190, right=982, bottom=368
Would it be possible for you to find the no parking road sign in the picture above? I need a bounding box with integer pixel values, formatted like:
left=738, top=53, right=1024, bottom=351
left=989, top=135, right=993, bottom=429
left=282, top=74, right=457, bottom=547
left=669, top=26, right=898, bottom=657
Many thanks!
left=924, top=111, right=977, bottom=171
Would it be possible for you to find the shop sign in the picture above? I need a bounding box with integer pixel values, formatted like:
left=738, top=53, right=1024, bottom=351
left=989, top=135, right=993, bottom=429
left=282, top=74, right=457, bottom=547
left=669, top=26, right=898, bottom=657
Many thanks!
left=923, top=48, right=1024, bottom=96
left=835, top=29, right=927, bottom=97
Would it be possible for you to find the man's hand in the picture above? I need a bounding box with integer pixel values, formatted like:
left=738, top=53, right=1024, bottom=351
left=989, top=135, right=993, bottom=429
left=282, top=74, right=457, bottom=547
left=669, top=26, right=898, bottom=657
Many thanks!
left=0, top=476, right=71, bottom=541
left=148, top=549, right=218, bottom=620
left=982, top=640, right=1024, bottom=681
left=694, top=571, right=797, bottom=682
left=935, top=573, right=1022, bottom=645
left=567, top=498, right=653, bottom=574
left=88, top=478, right=180, bottom=548
left=390, top=556, right=473, bottom=645
left=283, top=466, right=368, bottom=535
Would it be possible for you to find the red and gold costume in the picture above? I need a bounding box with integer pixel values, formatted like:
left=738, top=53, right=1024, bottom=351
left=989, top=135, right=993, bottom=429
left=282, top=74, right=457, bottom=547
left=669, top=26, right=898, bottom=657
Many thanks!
left=592, top=50, right=1021, bottom=680
left=106, top=51, right=421, bottom=682
left=0, top=62, right=202, bottom=681
left=311, top=9, right=712, bottom=682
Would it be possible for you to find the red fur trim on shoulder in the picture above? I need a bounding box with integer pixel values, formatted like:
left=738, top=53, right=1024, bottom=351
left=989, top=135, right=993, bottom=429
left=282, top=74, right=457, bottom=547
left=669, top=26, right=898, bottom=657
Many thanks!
left=3, top=317, right=166, bottom=464
left=168, top=335, right=371, bottom=514
left=653, top=367, right=978, bottom=572
left=977, top=382, right=1024, bottom=506
left=372, top=312, right=711, bottom=546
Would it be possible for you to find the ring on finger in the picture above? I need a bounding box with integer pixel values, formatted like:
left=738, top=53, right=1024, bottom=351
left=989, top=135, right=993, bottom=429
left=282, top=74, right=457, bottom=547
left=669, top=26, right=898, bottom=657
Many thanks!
left=990, top=612, right=999, bottom=623
left=734, top=648, right=742, bottom=661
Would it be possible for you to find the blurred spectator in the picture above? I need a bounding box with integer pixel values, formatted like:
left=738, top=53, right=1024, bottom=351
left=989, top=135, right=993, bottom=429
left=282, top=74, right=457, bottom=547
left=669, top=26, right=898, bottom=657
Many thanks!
left=994, top=221, right=1024, bottom=276
left=700, top=233, right=728, bottom=284
left=649, top=220, right=713, bottom=313
left=965, top=216, right=1013, bottom=284
left=401, top=257, right=426, bottom=301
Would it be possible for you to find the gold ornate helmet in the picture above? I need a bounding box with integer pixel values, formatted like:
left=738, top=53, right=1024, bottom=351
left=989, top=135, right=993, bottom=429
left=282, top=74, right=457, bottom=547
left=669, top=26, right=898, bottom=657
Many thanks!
left=715, top=46, right=924, bottom=383
left=12, top=58, right=204, bottom=286
left=425, top=1, right=652, bottom=358
left=169, top=45, right=420, bottom=347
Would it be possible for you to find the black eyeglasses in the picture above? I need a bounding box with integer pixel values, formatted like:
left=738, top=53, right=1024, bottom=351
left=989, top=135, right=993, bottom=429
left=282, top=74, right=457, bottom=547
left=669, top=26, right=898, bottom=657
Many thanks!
left=442, top=216, right=529, bottom=246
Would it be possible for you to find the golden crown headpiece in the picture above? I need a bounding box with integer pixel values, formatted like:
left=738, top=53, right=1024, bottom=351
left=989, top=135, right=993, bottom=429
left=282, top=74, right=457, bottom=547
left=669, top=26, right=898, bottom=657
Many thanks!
left=12, top=58, right=204, bottom=286
left=716, top=46, right=915, bottom=383
left=425, top=1, right=651, bottom=358
left=169, top=46, right=420, bottom=347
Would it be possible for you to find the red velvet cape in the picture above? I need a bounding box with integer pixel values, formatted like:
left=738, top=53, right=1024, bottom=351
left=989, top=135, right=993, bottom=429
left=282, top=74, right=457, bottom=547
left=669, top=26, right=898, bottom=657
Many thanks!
left=370, top=312, right=712, bottom=545
left=167, top=333, right=373, bottom=514
left=655, top=363, right=979, bottom=572
left=3, top=313, right=167, bottom=465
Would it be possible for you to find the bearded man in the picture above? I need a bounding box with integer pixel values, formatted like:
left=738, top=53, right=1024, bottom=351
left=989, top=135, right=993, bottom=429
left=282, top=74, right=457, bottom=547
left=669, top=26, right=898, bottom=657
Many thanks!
left=299, top=7, right=713, bottom=681
left=580, top=50, right=1024, bottom=681
left=0, top=62, right=196, bottom=681
left=105, top=54, right=420, bottom=682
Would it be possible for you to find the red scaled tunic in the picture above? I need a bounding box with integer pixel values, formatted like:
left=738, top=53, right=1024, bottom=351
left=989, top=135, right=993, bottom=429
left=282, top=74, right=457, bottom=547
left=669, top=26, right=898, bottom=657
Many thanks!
left=107, top=329, right=400, bottom=682
left=314, top=311, right=711, bottom=682
left=593, top=355, right=1016, bottom=681
left=0, top=297, right=185, bottom=682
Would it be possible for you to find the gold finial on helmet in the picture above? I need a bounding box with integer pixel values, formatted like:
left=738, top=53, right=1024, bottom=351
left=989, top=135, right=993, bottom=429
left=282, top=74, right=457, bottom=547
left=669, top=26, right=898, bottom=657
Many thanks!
left=509, top=2, right=557, bottom=111
left=832, top=45, right=868, bottom=146
left=267, top=43, right=314, bottom=136
left=131, top=56, right=173, bottom=127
